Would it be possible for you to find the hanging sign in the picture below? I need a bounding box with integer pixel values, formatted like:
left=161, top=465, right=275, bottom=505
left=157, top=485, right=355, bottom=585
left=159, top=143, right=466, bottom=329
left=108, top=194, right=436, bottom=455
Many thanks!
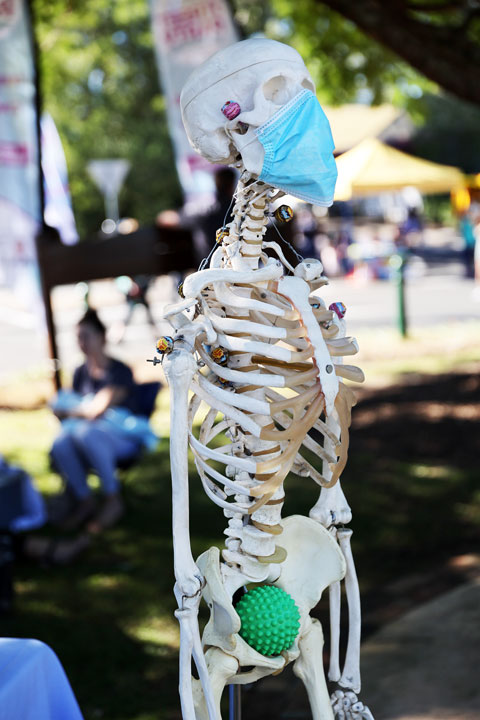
left=149, top=0, right=238, bottom=199
left=0, top=0, right=39, bottom=219
left=0, top=0, right=41, bottom=302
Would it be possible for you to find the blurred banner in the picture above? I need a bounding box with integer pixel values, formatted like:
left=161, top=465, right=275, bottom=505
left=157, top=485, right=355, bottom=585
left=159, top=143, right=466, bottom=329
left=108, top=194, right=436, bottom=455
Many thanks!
left=42, top=113, right=78, bottom=245
left=150, top=0, right=238, bottom=201
left=0, top=0, right=40, bottom=305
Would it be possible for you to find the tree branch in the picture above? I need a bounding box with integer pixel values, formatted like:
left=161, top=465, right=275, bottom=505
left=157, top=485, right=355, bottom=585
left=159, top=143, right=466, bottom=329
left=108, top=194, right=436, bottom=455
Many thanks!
left=457, top=6, right=480, bottom=32
left=318, top=0, right=480, bottom=105
left=407, top=1, right=465, bottom=13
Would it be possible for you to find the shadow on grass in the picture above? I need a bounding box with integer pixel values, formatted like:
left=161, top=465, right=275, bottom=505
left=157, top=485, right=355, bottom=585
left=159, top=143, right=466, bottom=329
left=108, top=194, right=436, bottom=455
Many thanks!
left=0, top=372, right=479, bottom=719
left=0, top=438, right=226, bottom=720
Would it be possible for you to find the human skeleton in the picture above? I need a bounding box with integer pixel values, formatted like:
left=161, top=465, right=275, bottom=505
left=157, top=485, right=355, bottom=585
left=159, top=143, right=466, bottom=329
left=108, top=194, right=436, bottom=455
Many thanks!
left=158, top=38, right=374, bottom=720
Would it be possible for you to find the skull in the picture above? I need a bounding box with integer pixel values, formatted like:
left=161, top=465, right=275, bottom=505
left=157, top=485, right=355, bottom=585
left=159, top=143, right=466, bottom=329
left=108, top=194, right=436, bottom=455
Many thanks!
left=180, top=38, right=315, bottom=175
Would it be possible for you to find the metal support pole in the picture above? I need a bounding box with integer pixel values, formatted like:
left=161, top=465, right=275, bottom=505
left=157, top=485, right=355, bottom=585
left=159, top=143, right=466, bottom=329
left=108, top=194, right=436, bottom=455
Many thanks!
left=29, top=0, right=61, bottom=390
left=391, top=252, right=408, bottom=338
left=105, top=191, right=120, bottom=224
left=228, top=684, right=241, bottom=720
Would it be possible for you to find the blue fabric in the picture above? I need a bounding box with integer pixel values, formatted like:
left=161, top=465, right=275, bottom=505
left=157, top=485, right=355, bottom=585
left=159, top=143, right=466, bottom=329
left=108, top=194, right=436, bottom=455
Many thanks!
left=51, top=419, right=142, bottom=499
left=0, top=457, right=46, bottom=532
left=460, top=217, right=476, bottom=249
left=256, top=89, right=337, bottom=207
left=50, top=381, right=159, bottom=498
left=0, top=638, right=84, bottom=720
left=51, top=391, right=158, bottom=450
left=132, top=381, right=161, bottom=419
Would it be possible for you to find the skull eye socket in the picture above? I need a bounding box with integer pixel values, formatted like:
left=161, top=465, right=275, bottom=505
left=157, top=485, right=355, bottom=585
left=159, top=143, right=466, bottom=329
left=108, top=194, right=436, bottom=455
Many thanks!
left=224, top=113, right=250, bottom=146
left=262, top=74, right=315, bottom=105
left=262, top=75, right=289, bottom=103
left=228, top=121, right=249, bottom=136
left=301, top=78, right=315, bottom=93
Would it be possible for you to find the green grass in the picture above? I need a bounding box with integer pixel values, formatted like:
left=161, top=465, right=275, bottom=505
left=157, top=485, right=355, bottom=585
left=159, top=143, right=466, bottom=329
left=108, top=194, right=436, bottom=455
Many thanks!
left=355, top=321, right=480, bottom=386
left=0, top=359, right=479, bottom=718
left=0, top=398, right=239, bottom=719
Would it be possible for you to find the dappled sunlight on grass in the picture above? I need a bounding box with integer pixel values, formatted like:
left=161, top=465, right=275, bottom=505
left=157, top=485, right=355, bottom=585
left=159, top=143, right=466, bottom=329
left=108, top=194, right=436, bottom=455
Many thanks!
left=0, top=409, right=62, bottom=494
left=0, top=405, right=188, bottom=719
left=455, top=490, right=480, bottom=526
left=127, top=616, right=180, bottom=651
left=354, top=320, right=480, bottom=387
left=149, top=386, right=171, bottom=438
left=85, top=573, right=127, bottom=590
left=0, top=359, right=478, bottom=718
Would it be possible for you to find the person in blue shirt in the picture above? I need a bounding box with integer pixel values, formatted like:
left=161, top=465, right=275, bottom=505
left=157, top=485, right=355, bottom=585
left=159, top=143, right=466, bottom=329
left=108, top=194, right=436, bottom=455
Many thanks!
left=459, top=212, right=476, bottom=278
left=51, top=309, right=141, bottom=533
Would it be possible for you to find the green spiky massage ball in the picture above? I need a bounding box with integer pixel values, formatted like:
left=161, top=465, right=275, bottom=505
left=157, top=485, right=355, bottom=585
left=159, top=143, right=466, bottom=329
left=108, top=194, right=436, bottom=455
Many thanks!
left=235, top=585, right=300, bottom=656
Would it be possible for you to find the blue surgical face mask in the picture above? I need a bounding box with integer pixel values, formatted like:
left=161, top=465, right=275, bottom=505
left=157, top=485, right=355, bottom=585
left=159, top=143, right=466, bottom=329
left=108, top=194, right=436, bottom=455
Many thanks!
left=254, top=89, right=337, bottom=207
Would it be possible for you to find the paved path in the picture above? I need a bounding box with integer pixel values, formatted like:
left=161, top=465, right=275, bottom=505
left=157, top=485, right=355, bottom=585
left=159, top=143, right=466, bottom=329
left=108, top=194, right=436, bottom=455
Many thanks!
left=255, top=576, right=480, bottom=720
left=1, top=260, right=479, bottom=383
left=360, top=579, right=480, bottom=720
left=316, top=271, right=479, bottom=330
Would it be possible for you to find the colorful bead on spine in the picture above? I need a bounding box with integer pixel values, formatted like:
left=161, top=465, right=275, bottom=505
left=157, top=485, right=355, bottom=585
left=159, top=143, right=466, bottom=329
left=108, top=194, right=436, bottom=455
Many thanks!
left=210, top=346, right=229, bottom=365
left=216, top=227, right=230, bottom=244
left=329, top=301, right=347, bottom=319
left=236, top=585, right=300, bottom=657
left=221, top=100, right=241, bottom=120
left=274, top=205, right=294, bottom=223
left=156, top=336, right=174, bottom=354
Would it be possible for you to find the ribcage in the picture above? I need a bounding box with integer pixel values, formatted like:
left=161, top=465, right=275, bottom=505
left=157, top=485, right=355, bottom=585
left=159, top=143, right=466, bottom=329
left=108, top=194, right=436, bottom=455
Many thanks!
left=187, top=277, right=363, bottom=523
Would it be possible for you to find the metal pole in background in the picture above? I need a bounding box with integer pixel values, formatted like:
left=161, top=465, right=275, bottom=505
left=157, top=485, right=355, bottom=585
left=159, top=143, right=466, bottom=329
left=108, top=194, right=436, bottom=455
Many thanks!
left=105, top=190, right=120, bottom=225
left=28, top=0, right=62, bottom=390
left=391, top=252, right=408, bottom=338
left=228, top=684, right=241, bottom=720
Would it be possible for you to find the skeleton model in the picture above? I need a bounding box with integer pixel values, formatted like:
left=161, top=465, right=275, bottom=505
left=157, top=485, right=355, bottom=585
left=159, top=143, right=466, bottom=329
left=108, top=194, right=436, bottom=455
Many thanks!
left=156, top=39, right=374, bottom=720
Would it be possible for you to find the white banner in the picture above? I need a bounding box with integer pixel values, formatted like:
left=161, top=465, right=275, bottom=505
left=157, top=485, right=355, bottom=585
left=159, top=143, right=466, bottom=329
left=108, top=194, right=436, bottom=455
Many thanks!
left=42, top=112, right=78, bottom=245
left=0, top=0, right=40, bottom=298
left=150, top=0, right=238, bottom=199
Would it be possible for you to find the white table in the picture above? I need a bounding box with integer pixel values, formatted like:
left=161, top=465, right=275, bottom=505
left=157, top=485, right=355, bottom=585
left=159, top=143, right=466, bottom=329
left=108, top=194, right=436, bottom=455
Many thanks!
left=0, top=638, right=84, bottom=720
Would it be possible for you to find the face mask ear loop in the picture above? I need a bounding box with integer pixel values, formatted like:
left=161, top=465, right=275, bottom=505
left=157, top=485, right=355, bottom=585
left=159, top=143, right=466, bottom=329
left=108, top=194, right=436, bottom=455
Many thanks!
left=271, top=220, right=304, bottom=267
left=198, top=180, right=271, bottom=272
left=198, top=190, right=237, bottom=272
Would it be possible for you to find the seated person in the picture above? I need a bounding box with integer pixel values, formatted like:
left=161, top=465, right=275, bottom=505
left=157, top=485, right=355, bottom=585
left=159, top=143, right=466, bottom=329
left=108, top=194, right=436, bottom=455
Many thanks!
left=0, top=456, right=90, bottom=571
left=51, top=308, right=156, bottom=533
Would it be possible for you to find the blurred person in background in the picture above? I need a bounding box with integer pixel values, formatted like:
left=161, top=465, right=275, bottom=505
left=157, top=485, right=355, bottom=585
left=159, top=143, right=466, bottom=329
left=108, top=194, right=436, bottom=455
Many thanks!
left=335, top=227, right=355, bottom=276
left=473, top=208, right=480, bottom=292
left=157, top=167, right=301, bottom=272
left=50, top=309, right=147, bottom=533
left=110, top=274, right=157, bottom=343
left=0, top=455, right=91, bottom=571
left=397, top=206, right=423, bottom=248
left=193, top=167, right=237, bottom=262
left=157, top=167, right=237, bottom=264
left=295, top=205, right=319, bottom=259
left=459, top=210, right=476, bottom=279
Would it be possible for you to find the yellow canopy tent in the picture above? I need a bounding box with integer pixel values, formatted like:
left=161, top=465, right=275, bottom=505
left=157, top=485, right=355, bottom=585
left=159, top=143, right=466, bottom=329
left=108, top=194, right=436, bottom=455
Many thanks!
left=334, top=137, right=465, bottom=201
left=324, top=104, right=405, bottom=154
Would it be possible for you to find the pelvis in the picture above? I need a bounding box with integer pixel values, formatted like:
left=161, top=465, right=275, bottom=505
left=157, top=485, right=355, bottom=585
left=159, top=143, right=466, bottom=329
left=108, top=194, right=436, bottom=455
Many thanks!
left=192, top=515, right=346, bottom=720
